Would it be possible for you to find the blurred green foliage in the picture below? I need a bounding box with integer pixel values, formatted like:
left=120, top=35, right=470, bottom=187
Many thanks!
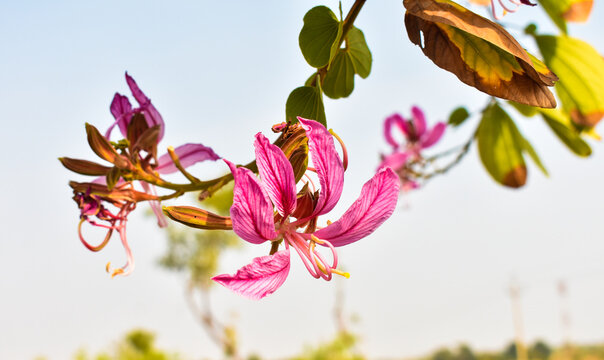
left=72, top=329, right=181, bottom=360
left=288, top=331, right=365, bottom=360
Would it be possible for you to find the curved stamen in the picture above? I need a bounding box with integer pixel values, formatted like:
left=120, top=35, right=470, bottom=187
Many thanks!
left=78, top=219, right=113, bottom=252
left=498, top=0, right=518, bottom=12
left=303, top=173, right=317, bottom=193
left=329, top=129, right=348, bottom=171
left=309, top=241, right=332, bottom=281
left=288, top=234, right=320, bottom=279
left=312, top=235, right=338, bottom=270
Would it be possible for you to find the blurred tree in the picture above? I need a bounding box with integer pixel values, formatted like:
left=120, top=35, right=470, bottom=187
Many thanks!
left=530, top=341, right=553, bottom=360
left=158, top=184, right=242, bottom=359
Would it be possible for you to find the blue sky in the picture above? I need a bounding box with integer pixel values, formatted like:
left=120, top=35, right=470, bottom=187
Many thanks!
left=1, top=1, right=603, bottom=359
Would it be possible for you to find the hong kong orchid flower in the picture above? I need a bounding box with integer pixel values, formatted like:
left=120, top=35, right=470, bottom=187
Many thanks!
left=213, top=118, right=400, bottom=300
left=104, top=73, right=220, bottom=227
left=489, top=0, right=535, bottom=19
left=379, top=106, right=446, bottom=191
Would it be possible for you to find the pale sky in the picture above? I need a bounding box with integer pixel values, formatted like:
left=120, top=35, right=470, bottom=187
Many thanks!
left=1, top=1, right=603, bottom=359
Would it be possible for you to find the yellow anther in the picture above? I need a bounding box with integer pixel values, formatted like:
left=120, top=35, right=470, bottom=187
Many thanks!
left=326, top=220, right=333, bottom=225
left=310, top=235, right=324, bottom=244
left=111, top=269, right=124, bottom=278
left=106, top=262, right=124, bottom=278
left=332, top=269, right=350, bottom=279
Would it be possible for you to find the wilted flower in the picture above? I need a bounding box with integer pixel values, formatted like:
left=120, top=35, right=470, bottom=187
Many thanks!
left=213, top=118, right=400, bottom=299
left=104, top=73, right=220, bottom=227
left=62, top=73, right=220, bottom=277
left=71, top=181, right=156, bottom=276
left=379, top=106, right=446, bottom=191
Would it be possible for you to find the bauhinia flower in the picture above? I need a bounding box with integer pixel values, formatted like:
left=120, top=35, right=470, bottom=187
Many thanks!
left=212, top=118, right=400, bottom=299
left=379, top=106, right=446, bottom=191
left=104, top=72, right=220, bottom=227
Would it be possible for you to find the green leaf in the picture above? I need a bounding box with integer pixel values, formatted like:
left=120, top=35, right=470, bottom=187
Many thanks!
left=519, top=136, right=548, bottom=176
left=448, top=106, right=470, bottom=126
left=477, top=103, right=526, bottom=188
left=322, top=50, right=355, bottom=99
left=299, top=6, right=342, bottom=68
left=285, top=86, right=326, bottom=126
left=540, top=108, right=592, bottom=157
left=536, top=35, right=604, bottom=127
left=477, top=103, right=546, bottom=188
left=347, top=27, right=372, bottom=78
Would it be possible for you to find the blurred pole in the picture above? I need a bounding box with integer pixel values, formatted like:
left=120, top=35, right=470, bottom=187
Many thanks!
left=509, top=278, right=529, bottom=360
left=558, top=280, right=573, bottom=360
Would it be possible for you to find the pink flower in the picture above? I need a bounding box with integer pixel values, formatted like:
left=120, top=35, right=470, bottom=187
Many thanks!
left=104, top=73, right=220, bottom=227
left=213, top=118, right=400, bottom=299
left=489, top=0, right=536, bottom=19
left=379, top=106, right=446, bottom=191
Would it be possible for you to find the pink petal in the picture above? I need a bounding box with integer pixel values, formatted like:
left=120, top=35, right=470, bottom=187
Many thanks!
left=420, top=122, right=446, bottom=149
left=213, top=249, right=290, bottom=300
left=125, top=72, right=165, bottom=142
left=314, top=167, right=400, bottom=247
left=411, top=106, right=427, bottom=137
left=378, top=151, right=409, bottom=171
left=156, top=143, right=221, bottom=174
left=225, top=159, right=277, bottom=244
left=383, top=114, right=406, bottom=149
left=105, top=93, right=133, bottom=139
left=254, top=133, right=297, bottom=217
left=297, top=117, right=344, bottom=217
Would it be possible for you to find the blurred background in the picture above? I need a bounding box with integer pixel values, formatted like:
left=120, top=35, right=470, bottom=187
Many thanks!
left=1, top=0, right=603, bottom=359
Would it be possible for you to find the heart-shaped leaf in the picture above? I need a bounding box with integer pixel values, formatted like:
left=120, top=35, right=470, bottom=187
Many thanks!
left=321, top=26, right=372, bottom=99
left=299, top=6, right=342, bottom=68
left=535, top=34, right=604, bottom=127
left=285, top=86, right=326, bottom=126
left=403, top=0, right=558, bottom=108
left=347, top=27, right=372, bottom=79
left=322, top=50, right=356, bottom=99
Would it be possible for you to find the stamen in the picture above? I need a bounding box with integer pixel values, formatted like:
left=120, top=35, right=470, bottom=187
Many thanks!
left=303, top=173, right=317, bottom=193
left=78, top=219, right=113, bottom=252
left=287, top=234, right=320, bottom=279
left=332, top=269, right=351, bottom=279
left=329, top=129, right=348, bottom=171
